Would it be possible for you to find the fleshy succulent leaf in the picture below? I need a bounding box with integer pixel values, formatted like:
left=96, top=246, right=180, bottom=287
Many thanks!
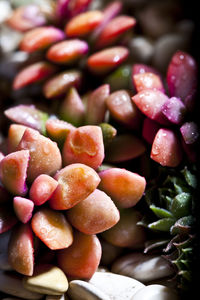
left=150, top=205, right=173, bottom=219
left=171, top=193, right=191, bottom=219
left=181, top=166, right=197, bottom=189
left=148, top=218, right=176, bottom=232
left=170, top=216, right=195, bottom=235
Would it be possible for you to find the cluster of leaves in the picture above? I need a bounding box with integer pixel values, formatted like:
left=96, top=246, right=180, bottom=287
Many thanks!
left=139, top=164, right=197, bottom=291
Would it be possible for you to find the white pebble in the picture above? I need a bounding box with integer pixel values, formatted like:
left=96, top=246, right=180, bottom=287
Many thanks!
left=152, top=33, right=190, bottom=73
left=129, top=37, right=154, bottom=64
left=112, top=253, right=174, bottom=283
left=131, top=284, right=179, bottom=300
left=89, top=271, right=145, bottom=299
left=0, top=270, right=43, bottom=299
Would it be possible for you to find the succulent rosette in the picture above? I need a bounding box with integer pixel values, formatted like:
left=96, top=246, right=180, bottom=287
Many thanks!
left=0, top=0, right=199, bottom=299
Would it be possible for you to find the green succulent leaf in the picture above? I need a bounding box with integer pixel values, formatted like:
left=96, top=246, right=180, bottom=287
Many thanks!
left=150, top=205, right=173, bottom=218
left=179, top=270, right=192, bottom=281
left=171, top=193, right=191, bottom=218
left=181, top=166, right=197, bottom=189
left=104, top=64, right=132, bottom=91
left=148, top=218, right=175, bottom=232
left=99, top=123, right=117, bottom=147
left=170, top=216, right=195, bottom=235
left=144, top=187, right=156, bottom=206
left=164, top=175, right=189, bottom=194
left=137, top=216, right=152, bottom=228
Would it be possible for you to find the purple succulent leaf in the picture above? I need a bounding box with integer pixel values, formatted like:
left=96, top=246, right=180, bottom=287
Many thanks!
left=180, top=122, right=199, bottom=144
left=161, top=97, right=187, bottom=125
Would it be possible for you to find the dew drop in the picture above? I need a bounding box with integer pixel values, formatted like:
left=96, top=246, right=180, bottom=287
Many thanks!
left=152, top=145, right=159, bottom=155
left=40, top=228, right=47, bottom=235
left=42, top=144, right=50, bottom=155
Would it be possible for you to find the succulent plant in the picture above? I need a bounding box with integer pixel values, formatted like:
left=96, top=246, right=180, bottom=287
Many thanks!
left=139, top=164, right=197, bottom=292
left=0, top=0, right=199, bottom=299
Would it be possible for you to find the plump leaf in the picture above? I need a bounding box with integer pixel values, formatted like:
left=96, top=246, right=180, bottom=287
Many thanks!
left=4, top=105, right=49, bottom=135
left=104, top=65, right=132, bottom=91
left=99, top=123, right=117, bottom=147
left=181, top=166, right=197, bottom=189
left=170, top=215, right=195, bottom=235
left=150, top=205, right=173, bottom=218
left=148, top=218, right=175, bottom=232
left=171, top=193, right=191, bottom=218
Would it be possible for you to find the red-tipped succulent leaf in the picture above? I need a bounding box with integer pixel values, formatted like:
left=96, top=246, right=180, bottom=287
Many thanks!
left=99, top=168, right=146, bottom=208
left=13, top=62, right=57, bottom=90
left=47, top=39, right=89, bottom=64
left=31, top=208, right=73, bottom=250
left=62, top=125, right=104, bottom=169
left=0, top=150, right=30, bottom=196
left=65, top=10, right=103, bottom=37
left=17, top=128, right=62, bottom=182
left=13, top=196, right=34, bottom=224
left=151, top=128, right=183, bottom=167
left=8, top=223, right=34, bottom=276
left=20, top=26, right=65, bottom=53
left=87, top=47, right=129, bottom=75
left=29, top=174, right=58, bottom=206
left=49, top=163, right=100, bottom=210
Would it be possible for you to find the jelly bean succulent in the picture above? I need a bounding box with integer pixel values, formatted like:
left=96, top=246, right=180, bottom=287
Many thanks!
left=0, top=0, right=199, bottom=299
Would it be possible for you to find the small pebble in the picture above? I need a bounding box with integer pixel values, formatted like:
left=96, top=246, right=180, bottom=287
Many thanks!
left=136, top=1, right=180, bottom=39
left=0, top=1, right=12, bottom=23
left=0, top=25, right=22, bottom=53
left=111, top=253, right=175, bottom=283
left=131, top=284, right=179, bottom=300
left=0, top=270, right=43, bottom=299
left=129, top=36, right=154, bottom=64
left=89, top=271, right=145, bottom=299
left=68, top=280, right=110, bottom=300
left=46, top=294, right=69, bottom=300
left=175, top=19, right=195, bottom=36
left=2, top=298, right=24, bottom=300
left=152, top=33, right=190, bottom=73
left=100, top=239, right=123, bottom=266
left=23, top=264, right=68, bottom=295
left=0, top=230, right=12, bottom=271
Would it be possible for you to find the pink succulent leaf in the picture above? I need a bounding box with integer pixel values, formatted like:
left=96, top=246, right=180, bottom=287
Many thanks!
left=4, top=105, right=49, bottom=135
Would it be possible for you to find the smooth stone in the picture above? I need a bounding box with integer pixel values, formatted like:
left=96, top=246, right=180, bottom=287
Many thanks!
left=136, top=1, right=179, bottom=39
left=131, top=284, right=179, bottom=300
left=175, top=19, right=195, bottom=36
left=23, top=264, right=68, bottom=295
left=46, top=295, right=69, bottom=300
left=0, top=252, right=12, bottom=271
left=100, top=239, right=123, bottom=266
left=89, top=0, right=103, bottom=10
left=0, top=25, right=22, bottom=53
left=67, top=280, right=110, bottom=300
left=0, top=0, right=12, bottom=23
left=0, top=51, right=29, bottom=80
left=129, top=36, right=154, bottom=64
left=111, top=253, right=175, bottom=283
left=2, top=298, right=24, bottom=300
left=152, top=33, right=190, bottom=73
left=0, top=271, right=43, bottom=299
left=0, top=230, right=13, bottom=271
left=89, top=271, right=145, bottom=299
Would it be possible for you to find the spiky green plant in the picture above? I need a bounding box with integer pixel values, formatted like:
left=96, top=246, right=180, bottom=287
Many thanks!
left=139, top=164, right=197, bottom=292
